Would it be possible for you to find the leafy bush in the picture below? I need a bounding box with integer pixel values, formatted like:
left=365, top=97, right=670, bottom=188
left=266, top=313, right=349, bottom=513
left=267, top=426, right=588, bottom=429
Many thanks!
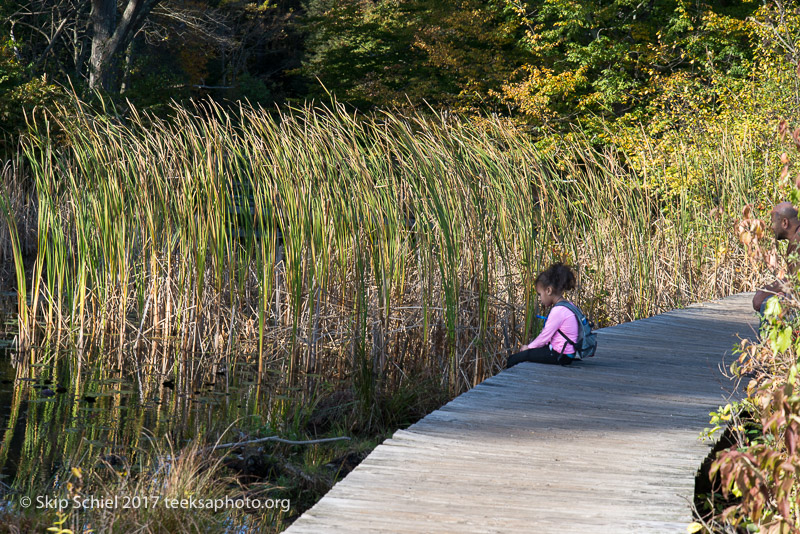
left=702, top=144, right=800, bottom=531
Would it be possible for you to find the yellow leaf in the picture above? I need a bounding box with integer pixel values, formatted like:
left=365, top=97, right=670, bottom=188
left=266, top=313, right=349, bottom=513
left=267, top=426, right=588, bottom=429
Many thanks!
left=740, top=231, right=752, bottom=245
left=71, top=467, right=82, bottom=479
left=687, top=522, right=704, bottom=533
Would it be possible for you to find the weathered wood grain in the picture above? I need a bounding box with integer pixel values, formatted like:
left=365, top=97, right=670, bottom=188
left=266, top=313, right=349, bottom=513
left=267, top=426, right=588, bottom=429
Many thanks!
left=284, top=293, right=758, bottom=533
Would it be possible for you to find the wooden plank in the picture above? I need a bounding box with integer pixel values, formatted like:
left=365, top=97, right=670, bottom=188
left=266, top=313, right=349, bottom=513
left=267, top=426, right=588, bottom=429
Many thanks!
left=284, top=292, right=757, bottom=533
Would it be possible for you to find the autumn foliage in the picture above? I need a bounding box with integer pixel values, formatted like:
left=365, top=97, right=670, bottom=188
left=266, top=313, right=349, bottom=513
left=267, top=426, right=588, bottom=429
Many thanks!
left=708, top=127, right=800, bottom=531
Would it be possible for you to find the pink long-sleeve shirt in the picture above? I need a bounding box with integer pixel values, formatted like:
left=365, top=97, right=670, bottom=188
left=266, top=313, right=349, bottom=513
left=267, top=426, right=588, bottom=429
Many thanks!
left=527, top=304, right=579, bottom=355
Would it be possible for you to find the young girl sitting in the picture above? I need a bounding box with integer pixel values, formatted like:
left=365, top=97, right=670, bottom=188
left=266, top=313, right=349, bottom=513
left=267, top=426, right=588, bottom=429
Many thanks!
left=506, top=262, right=580, bottom=368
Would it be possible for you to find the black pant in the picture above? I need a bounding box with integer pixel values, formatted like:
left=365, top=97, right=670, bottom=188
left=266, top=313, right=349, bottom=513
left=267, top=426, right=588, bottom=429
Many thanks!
left=506, top=347, right=573, bottom=368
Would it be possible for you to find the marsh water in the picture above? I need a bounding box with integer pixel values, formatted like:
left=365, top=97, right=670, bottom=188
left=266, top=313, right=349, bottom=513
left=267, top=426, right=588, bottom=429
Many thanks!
left=0, top=341, right=278, bottom=500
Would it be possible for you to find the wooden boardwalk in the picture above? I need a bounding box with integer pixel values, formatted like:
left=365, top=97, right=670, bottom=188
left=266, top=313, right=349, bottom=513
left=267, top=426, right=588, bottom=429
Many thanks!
left=285, top=293, right=757, bottom=533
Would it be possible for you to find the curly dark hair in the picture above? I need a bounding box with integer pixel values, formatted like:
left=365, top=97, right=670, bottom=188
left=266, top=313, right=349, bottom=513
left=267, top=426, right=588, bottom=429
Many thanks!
left=535, top=262, right=576, bottom=294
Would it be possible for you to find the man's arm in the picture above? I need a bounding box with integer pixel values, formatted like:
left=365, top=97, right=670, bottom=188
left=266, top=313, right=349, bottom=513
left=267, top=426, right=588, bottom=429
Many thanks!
left=753, top=281, right=783, bottom=311
left=754, top=234, right=800, bottom=311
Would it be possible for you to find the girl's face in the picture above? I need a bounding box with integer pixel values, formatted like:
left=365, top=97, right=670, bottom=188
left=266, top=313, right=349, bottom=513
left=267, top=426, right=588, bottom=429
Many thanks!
left=535, top=283, right=560, bottom=308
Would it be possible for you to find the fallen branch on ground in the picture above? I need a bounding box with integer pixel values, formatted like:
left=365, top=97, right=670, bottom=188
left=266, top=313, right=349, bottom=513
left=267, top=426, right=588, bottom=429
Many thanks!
left=202, top=435, right=351, bottom=454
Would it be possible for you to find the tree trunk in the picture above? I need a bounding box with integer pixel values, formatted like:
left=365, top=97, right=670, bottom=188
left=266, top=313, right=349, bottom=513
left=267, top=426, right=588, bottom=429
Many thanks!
left=90, top=0, right=117, bottom=90
left=89, top=0, right=159, bottom=91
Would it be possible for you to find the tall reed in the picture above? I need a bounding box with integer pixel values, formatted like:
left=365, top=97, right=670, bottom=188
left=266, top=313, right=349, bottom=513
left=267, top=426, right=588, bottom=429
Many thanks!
left=3, top=98, right=766, bottom=398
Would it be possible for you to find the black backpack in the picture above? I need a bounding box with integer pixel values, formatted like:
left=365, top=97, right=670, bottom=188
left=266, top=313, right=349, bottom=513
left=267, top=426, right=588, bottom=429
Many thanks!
left=553, top=301, right=598, bottom=359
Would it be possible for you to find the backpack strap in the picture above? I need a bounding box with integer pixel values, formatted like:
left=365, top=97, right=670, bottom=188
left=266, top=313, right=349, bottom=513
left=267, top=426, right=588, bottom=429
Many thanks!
left=552, top=301, right=579, bottom=353
left=553, top=300, right=580, bottom=317
left=556, top=328, right=577, bottom=352
left=554, top=300, right=595, bottom=328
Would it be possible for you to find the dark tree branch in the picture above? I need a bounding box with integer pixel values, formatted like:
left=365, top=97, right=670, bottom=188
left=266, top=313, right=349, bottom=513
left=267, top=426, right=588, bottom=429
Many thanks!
left=34, top=16, right=70, bottom=68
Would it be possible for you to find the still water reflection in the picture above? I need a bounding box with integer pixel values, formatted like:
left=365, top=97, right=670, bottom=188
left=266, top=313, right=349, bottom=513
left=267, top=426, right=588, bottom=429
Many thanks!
left=0, top=348, right=273, bottom=498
